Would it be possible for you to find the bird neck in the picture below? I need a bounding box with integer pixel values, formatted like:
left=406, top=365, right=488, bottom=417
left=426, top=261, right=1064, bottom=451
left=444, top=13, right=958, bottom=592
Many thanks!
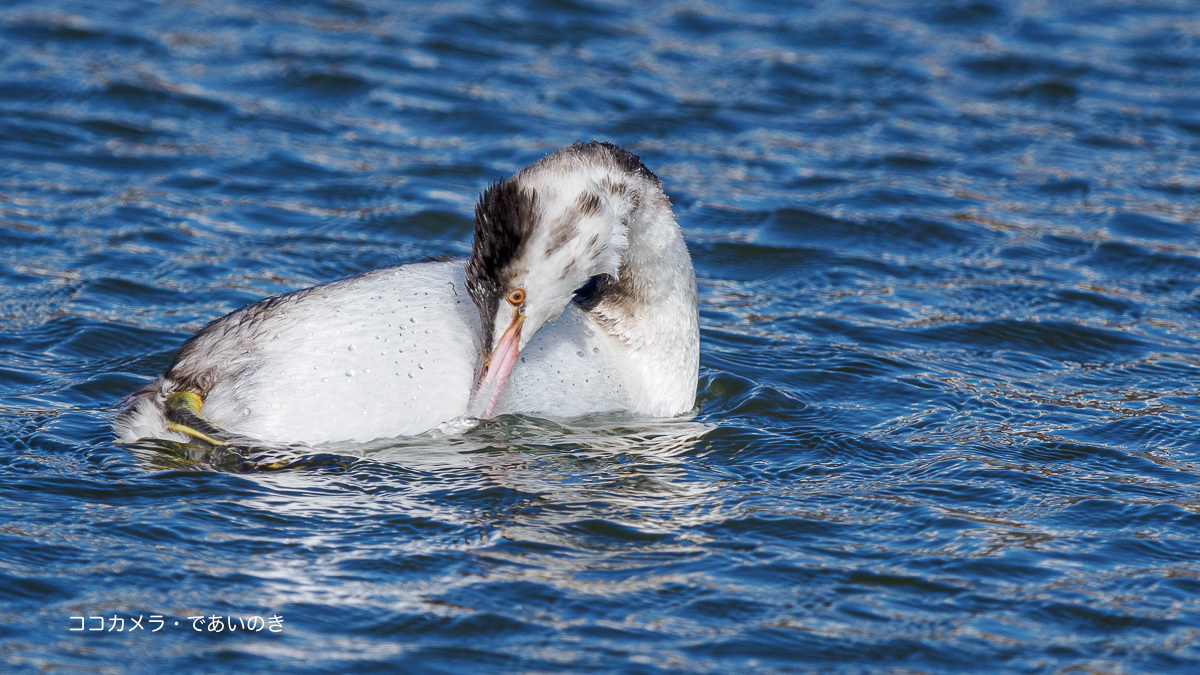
left=583, top=184, right=699, bottom=416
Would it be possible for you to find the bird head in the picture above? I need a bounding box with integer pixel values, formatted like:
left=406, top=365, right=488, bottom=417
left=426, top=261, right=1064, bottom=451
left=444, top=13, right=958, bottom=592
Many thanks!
left=464, top=143, right=643, bottom=417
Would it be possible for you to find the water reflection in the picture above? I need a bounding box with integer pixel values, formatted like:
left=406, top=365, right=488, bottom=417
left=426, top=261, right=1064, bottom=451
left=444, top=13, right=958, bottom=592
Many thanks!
left=125, top=414, right=723, bottom=628
left=127, top=414, right=716, bottom=521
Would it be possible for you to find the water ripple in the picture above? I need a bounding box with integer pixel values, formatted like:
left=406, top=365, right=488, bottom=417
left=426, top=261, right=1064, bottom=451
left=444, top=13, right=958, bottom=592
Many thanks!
left=3, top=0, right=1200, bottom=671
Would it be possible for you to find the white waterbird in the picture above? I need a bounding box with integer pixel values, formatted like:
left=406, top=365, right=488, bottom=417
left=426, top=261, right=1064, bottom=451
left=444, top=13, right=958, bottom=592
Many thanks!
left=114, top=142, right=699, bottom=445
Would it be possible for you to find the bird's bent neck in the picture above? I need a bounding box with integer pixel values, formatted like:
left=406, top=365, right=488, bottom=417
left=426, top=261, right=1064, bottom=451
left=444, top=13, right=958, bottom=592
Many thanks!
left=575, top=176, right=700, bottom=417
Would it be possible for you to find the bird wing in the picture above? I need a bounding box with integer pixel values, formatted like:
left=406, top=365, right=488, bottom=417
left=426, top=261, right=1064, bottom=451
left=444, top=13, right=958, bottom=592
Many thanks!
left=187, top=261, right=481, bottom=444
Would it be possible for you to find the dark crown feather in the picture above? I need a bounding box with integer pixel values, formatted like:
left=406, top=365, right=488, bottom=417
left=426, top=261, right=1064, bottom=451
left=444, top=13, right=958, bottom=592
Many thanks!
left=465, top=178, right=539, bottom=351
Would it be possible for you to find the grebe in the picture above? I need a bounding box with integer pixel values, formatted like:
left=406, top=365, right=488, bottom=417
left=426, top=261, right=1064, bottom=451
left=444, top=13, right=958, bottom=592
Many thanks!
left=114, top=142, right=699, bottom=446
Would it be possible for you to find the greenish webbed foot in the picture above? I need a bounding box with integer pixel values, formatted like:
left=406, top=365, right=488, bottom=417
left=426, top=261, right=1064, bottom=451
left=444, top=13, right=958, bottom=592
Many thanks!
left=164, top=391, right=229, bottom=446
left=161, top=391, right=351, bottom=473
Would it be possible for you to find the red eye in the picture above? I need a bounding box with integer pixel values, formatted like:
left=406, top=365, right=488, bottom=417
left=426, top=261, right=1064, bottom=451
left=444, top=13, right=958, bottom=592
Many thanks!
left=507, top=288, right=526, bottom=305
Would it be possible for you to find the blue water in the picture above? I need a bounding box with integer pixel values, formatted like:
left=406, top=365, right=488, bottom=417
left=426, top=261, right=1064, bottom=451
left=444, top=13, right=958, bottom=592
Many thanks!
left=4, top=0, right=1200, bottom=671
